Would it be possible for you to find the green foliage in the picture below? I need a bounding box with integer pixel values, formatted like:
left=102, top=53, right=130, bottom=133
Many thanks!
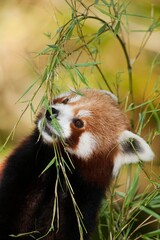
left=93, top=167, right=160, bottom=239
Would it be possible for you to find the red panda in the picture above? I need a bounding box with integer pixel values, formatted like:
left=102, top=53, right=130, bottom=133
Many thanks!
left=0, top=89, right=154, bottom=240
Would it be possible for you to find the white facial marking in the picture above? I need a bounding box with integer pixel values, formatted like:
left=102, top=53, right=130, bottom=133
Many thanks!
left=51, top=104, right=73, bottom=138
left=112, top=130, right=154, bottom=177
left=77, top=110, right=91, bottom=118
left=57, top=92, right=81, bottom=104
left=100, top=90, right=118, bottom=102
left=74, top=132, right=97, bottom=159
left=69, top=95, right=81, bottom=103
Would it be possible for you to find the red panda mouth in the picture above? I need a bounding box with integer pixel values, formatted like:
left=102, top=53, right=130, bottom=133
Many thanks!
left=44, top=124, right=54, bottom=137
left=45, top=121, right=61, bottom=140
left=38, top=118, right=59, bottom=144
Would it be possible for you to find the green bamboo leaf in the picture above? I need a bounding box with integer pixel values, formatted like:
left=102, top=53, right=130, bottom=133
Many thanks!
left=65, top=22, right=75, bottom=40
left=115, top=191, right=126, bottom=198
left=40, top=156, right=56, bottom=176
left=65, top=63, right=77, bottom=85
left=48, top=44, right=58, bottom=49
left=139, top=206, right=160, bottom=221
left=114, top=21, right=120, bottom=35
left=56, top=26, right=63, bottom=34
left=10, top=231, right=40, bottom=238
left=124, top=167, right=140, bottom=206
left=127, top=97, right=159, bottom=111
left=44, top=32, right=51, bottom=39
left=124, top=13, right=153, bottom=19
left=74, top=67, right=89, bottom=86
left=16, top=78, right=39, bottom=103
left=74, top=62, right=100, bottom=67
left=95, top=6, right=117, bottom=19
left=149, top=103, right=160, bottom=132
left=97, top=24, right=109, bottom=35
left=30, top=102, right=35, bottom=114
left=142, top=229, right=160, bottom=237
left=42, top=66, right=49, bottom=83
left=101, top=0, right=111, bottom=7
left=37, top=46, right=51, bottom=56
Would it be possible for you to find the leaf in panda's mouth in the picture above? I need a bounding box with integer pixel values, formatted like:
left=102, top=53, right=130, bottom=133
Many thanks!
left=44, top=124, right=56, bottom=138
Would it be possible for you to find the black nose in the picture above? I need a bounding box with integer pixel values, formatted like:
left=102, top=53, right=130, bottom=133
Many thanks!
left=46, top=108, right=59, bottom=121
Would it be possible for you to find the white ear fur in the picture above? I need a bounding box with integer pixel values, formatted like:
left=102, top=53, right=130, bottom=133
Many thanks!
left=112, top=130, right=154, bottom=177
left=100, top=90, right=118, bottom=102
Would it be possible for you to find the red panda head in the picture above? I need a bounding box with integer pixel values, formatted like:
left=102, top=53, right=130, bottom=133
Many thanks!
left=37, top=89, right=154, bottom=187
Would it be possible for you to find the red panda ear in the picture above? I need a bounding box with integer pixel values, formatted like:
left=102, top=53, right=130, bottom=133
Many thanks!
left=112, top=130, right=154, bottom=177
left=99, top=90, right=118, bottom=102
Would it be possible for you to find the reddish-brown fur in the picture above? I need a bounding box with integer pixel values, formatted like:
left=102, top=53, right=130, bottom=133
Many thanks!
left=59, top=89, right=130, bottom=187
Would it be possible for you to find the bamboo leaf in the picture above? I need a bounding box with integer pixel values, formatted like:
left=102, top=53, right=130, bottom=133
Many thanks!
left=142, top=229, right=160, bottom=237
left=16, top=78, right=39, bottom=103
left=65, top=22, right=75, bottom=40
left=124, top=167, right=140, bottom=206
left=101, top=0, right=112, bottom=7
left=74, top=62, right=100, bottom=67
left=48, top=44, right=58, bottom=49
left=44, top=32, right=51, bottom=39
left=97, top=24, right=109, bottom=35
left=95, top=6, right=117, bottom=19
left=114, top=20, right=120, bottom=35
left=37, top=47, right=51, bottom=56
left=124, top=13, right=153, bottom=19
left=139, top=206, right=160, bottom=221
left=40, top=156, right=56, bottom=176
left=74, top=67, right=89, bottom=87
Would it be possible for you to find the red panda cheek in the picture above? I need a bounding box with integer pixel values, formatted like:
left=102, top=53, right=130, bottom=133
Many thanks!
left=66, top=131, right=97, bottom=160
left=65, top=125, right=84, bottom=149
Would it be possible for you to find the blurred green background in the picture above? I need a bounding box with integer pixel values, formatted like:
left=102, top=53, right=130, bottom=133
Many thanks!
left=0, top=0, right=160, bottom=182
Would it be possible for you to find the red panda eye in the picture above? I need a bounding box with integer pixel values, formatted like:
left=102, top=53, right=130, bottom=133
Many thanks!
left=73, top=119, right=84, bottom=128
left=62, top=98, right=69, bottom=104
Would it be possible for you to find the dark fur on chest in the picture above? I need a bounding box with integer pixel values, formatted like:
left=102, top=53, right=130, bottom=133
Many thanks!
left=0, top=129, right=104, bottom=240
left=17, top=169, right=103, bottom=240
